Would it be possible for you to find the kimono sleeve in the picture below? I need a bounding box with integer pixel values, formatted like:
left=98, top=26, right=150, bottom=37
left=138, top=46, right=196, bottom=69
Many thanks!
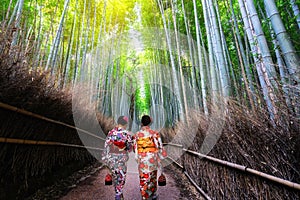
left=101, top=131, right=113, bottom=162
left=133, top=134, right=139, bottom=160
left=125, top=132, right=133, bottom=152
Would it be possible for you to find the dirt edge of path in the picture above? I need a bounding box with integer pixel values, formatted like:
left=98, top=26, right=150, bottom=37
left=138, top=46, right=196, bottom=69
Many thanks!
left=26, top=162, right=103, bottom=200
left=164, top=164, right=204, bottom=200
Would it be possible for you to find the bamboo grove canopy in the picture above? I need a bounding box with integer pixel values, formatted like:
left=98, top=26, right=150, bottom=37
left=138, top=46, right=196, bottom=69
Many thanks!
left=1, top=0, right=299, bottom=124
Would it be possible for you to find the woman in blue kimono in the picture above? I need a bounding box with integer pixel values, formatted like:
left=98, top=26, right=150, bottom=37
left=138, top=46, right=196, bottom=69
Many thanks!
left=102, top=116, right=133, bottom=200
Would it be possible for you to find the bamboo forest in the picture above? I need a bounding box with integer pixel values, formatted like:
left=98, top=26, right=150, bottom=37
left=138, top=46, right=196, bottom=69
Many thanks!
left=0, top=0, right=299, bottom=199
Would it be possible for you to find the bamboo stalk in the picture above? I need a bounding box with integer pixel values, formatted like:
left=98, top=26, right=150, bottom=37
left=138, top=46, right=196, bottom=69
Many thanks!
left=0, top=101, right=105, bottom=140
left=0, top=137, right=104, bottom=151
left=183, top=148, right=300, bottom=190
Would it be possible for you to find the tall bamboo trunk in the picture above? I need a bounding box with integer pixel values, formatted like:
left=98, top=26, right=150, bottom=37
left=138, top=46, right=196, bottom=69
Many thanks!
left=244, top=0, right=278, bottom=89
left=290, top=0, right=300, bottom=30
left=265, top=8, right=293, bottom=116
left=210, top=0, right=230, bottom=97
left=192, top=0, right=208, bottom=115
left=230, top=0, right=256, bottom=105
left=202, top=0, right=219, bottom=105
left=10, top=0, right=24, bottom=46
left=45, top=0, right=70, bottom=72
left=264, top=0, right=300, bottom=113
left=238, top=0, right=277, bottom=122
left=157, top=0, right=185, bottom=122
left=265, top=0, right=300, bottom=82
left=171, top=0, right=189, bottom=122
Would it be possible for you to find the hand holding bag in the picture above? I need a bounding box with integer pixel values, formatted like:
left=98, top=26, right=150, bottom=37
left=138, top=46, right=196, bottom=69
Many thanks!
left=158, top=173, right=166, bottom=186
left=105, top=173, right=112, bottom=185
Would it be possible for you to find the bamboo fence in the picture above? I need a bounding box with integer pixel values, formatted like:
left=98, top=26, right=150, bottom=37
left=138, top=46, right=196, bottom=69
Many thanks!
left=1, top=101, right=299, bottom=197
left=164, top=143, right=300, bottom=191
left=0, top=101, right=105, bottom=140
left=0, top=137, right=103, bottom=151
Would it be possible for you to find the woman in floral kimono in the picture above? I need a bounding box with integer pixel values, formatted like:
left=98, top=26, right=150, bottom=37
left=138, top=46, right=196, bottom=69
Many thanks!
left=134, top=115, right=167, bottom=200
left=102, top=116, right=133, bottom=200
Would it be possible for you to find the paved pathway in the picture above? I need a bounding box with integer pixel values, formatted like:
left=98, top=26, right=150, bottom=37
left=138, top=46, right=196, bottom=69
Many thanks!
left=60, top=153, right=203, bottom=200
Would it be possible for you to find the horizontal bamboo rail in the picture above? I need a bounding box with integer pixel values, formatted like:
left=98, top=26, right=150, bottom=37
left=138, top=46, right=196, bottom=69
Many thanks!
left=0, top=102, right=105, bottom=140
left=183, top=148, right=300, bottom=191
left=163, top=142, right=183, bottom=148
left=0, top=137, right=104, bottom=151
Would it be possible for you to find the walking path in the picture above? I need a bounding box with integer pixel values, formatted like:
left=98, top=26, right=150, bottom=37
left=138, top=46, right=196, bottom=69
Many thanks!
left=60, top=153, right=203, bottom=200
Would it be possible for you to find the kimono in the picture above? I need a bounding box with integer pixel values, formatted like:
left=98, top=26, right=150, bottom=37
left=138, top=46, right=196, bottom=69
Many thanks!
left=134, top=126, right=167, bottom=200
left=102, top=126, right=132, bottom=200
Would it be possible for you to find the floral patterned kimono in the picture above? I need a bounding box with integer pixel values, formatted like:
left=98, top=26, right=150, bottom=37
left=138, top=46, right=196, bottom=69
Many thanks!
left=102, top=126, right=132, bottom=200
left=134, top=126, right=167, bottom=200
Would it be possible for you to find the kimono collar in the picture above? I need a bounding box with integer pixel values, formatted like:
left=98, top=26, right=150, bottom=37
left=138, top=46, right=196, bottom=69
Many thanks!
left=141, top=126, right=150, bottom=131
left=115, top=126, right=124, bottom=131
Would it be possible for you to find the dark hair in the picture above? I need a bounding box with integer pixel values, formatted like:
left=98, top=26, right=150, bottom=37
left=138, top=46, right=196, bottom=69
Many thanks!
left=117, top=116, right=128, bottom=125
left=141, top=115, right=151, bottom=126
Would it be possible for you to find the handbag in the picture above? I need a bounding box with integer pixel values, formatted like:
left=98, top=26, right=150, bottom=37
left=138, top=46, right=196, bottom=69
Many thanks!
left=158, top=173, right=166, bottom=186
left=105, top=173, right=112, bottom=185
